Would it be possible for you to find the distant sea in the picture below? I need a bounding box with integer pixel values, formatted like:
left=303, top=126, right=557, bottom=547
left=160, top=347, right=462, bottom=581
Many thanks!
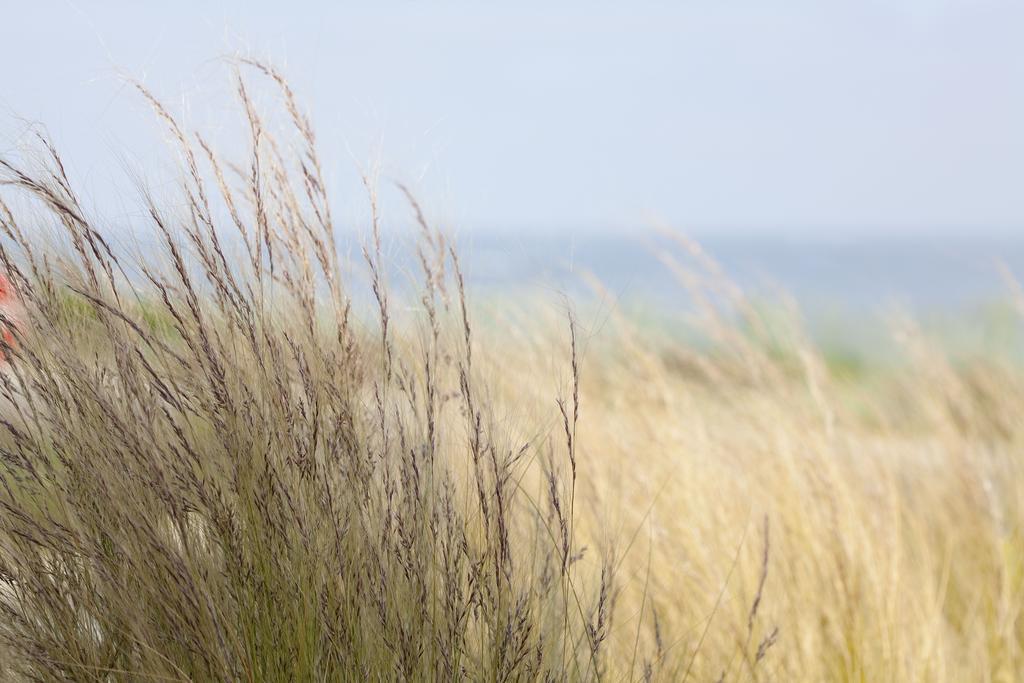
left=447, top=232, right=1024, bottom=314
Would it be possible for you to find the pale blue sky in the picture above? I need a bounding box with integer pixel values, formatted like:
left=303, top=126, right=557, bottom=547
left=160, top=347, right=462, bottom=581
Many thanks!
left=2, top=1, right=1023, bottom=237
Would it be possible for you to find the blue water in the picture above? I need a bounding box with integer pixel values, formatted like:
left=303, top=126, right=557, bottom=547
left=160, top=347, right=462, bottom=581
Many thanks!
left=448, top=232, right=1024, bottom=315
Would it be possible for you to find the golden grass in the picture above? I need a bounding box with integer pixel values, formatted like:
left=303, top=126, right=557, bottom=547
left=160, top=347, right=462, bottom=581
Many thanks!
left=0, top=62, right=1020, bottom=681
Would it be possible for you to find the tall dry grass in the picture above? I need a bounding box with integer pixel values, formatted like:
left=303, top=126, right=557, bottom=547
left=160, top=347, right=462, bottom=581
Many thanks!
left=0, top=63, right=1021, bottom=681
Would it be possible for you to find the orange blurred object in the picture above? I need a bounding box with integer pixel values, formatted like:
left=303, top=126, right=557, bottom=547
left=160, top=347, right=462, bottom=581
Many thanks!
left=0, top=274, right=19, bottom=354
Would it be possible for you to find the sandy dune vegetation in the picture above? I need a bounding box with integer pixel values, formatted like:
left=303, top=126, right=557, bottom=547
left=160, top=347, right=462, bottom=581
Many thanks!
left=0, top=65, right=1021, bottom=682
